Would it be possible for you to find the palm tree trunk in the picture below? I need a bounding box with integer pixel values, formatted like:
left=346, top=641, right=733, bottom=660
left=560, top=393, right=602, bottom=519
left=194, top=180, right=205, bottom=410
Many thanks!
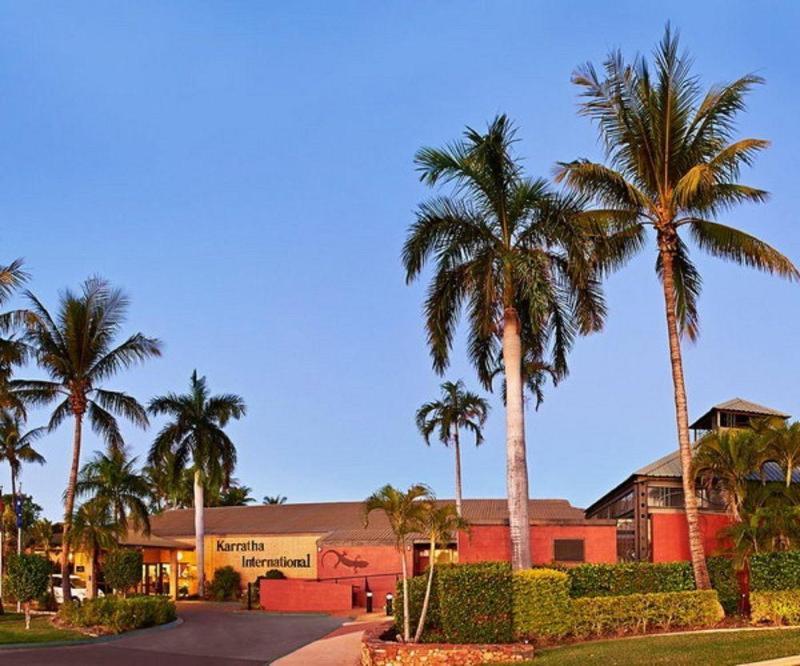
left=400, top=541, right=410, bottom=642
left=89, top=545, right=97, bottom=600
left=61, top=413, right=84, bottom=603
left=193, top=469, right=205, bottom=597
left=413, top=537, right=436, bottom=643
left=453, top=428, right=463, bottom=517
left=658, top=244, right=711, bottom=589
left=502, top=307, right=531, bottom=570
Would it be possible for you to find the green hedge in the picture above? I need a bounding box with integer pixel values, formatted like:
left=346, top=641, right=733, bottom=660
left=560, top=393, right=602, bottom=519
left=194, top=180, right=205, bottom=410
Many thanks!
left=750, top=552, right=800, bottom=591
left=571, top=590, right=724, bottom=639
left=438, top=562, right=513, bottom=644
left=707, top=556, right=738, bottom=614
left=58, top=595, right=177, bottom=633
left=395, top=571, right=440, bottom=640
left=564, top=562, right=694, bottom=598
left=750, top=590, right=800, bottom=625
left=513, top=569, right=571, bottom=640
left=209, top=565, right=242, bottom=601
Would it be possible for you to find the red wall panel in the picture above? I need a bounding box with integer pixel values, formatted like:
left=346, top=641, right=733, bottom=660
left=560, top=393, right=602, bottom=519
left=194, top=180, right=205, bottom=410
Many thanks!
left=651, top=512, right=733, bottom=562
left=260, top=579, right=353, bottom=612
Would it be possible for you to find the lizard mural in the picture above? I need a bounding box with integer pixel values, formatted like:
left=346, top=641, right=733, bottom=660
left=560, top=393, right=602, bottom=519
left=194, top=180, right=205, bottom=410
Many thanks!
left=321, top=549, right=369, bottom=574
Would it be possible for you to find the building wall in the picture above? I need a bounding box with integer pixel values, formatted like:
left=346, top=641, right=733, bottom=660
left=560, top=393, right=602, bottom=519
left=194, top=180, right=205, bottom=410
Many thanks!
left=650, top=512, right=733, bottom=562
left=260, top=578, right=353, bottom=612
left=458, top=524, right=618, bottom=565
left=317, top=543, right=412, bottom=609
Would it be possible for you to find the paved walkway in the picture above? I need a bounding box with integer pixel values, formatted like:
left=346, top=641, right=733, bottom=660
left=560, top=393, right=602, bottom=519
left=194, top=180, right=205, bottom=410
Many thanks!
left=274, top=620, right=385, bottom=666
left=0, top=602, right=345, bottom=665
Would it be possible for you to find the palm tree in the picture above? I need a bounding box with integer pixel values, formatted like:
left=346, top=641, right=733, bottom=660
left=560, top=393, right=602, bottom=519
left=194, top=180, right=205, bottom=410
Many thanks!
left=68, top=500, right=124, bottom=599
left=692, top=429, right=766, bottom=521
left=75, top=446, right=151, bottom=534
left=218, top=484, right=255, bottom=507
left=403, top=116, right=607, bottom=569
left=17, top=278, right=161, bottom=600
left=263, top=495, right=287, bottom=505
left=757, top=419, right=800, bottom=488
left=28, top=518, right=53, bottom=557
left=0, top=410, right=45, bottom=502
left=414, top=502, right=468, bottom=642
left=415, top=381, right=489, bottom=516
left=364, top=483, right=431, bottom=642
left=0, top=259, right=30, bottom=417
left=556, top=26, right=799, bottom=587
left=147, top=371, right=246, bottom=597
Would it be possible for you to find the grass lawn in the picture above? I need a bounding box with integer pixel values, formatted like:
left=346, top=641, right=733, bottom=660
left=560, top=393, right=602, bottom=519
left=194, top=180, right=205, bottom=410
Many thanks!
left=512, top=628, right=800, bottom=665
left=0, top=612, right=86, bottom=645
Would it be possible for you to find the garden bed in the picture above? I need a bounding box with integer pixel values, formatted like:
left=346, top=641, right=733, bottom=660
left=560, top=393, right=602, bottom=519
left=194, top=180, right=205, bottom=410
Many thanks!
left=361, top=623, right=534, bottom=666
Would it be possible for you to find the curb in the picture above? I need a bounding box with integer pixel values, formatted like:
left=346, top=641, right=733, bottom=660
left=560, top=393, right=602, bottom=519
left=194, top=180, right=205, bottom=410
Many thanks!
left=0, top=617, right=183, bottom=651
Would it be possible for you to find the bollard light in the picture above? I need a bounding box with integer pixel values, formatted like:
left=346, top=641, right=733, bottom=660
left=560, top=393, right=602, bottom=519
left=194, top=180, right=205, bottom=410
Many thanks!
left=366, top=591, right=373, bottom=613
left=385, top=593, right=393, bottom=617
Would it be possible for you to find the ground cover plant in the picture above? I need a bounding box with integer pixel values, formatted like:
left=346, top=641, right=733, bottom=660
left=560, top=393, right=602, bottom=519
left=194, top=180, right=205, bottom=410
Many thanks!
left=58, top=596, right=176, bottom=634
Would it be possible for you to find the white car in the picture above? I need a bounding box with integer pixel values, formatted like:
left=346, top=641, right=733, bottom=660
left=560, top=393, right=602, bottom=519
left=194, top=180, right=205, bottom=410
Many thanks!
left=51, top=575, right=104, bottom=604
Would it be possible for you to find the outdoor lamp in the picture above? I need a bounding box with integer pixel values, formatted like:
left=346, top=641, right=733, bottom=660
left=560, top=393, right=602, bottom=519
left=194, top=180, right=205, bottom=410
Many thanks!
left=385, top=593, right=393, bottom=616
left=366, top=591, right=373, bottom=613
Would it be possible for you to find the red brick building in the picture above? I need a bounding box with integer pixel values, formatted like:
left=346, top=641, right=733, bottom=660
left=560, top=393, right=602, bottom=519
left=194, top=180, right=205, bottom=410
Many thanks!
left=585, top=398, right=790, bottom=562
left=146, top=498, right=616, bottom=610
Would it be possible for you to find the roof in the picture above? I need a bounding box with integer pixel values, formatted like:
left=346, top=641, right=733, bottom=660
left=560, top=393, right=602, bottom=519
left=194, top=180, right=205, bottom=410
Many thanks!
left=119, top=531, right=193, bottom=549
left=689, top=398, right=790, bottom=430
left=149, top=499, right=609, bottom=545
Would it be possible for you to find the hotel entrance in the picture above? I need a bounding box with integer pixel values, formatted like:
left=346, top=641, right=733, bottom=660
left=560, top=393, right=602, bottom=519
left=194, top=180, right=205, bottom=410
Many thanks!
left=141, top=563, right=171, bottom=596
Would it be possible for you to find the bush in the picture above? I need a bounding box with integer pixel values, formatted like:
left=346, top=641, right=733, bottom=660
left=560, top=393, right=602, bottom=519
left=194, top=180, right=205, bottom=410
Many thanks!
left=103, top=550, right=144, bottom=595
left=58, top=595, right=177, bottom=633
left=209, top=565, right=242, bottom=601
left=513, top=569, right=571, bottom=641
left=707, top=556, right=739, bottom=615
left=438, top=562, right=513, bottom=644
left=571, top=590, right=724, bottom=639
left=395, top=572, right=441, bottom=641
left=750, top=590, right=800, bottom=625
left=564, top=562, right=694, bottom=598
left=4, top=553, right=52, bottom=604
left=751, top=552, right=800, bottom=591
left=263, top=569, right=286, bottom=580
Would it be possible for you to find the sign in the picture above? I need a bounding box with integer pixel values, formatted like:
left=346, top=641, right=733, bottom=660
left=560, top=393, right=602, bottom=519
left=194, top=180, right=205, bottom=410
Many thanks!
left=205, top=535, right=318, bottom=583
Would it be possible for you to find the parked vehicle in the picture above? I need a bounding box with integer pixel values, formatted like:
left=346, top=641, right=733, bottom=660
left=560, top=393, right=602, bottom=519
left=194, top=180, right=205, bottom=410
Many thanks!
left=51, top=575, right=104, bottom=604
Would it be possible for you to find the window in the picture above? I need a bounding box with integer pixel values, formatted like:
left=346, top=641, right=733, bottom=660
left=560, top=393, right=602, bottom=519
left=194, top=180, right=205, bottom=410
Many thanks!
left=554, top=539, right=585, bottom=562
left=647, top=486, right=684, bottom=508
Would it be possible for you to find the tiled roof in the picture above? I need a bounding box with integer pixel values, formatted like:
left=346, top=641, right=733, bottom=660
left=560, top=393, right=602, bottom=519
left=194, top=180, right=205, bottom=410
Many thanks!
left=634, top=451, right=800, bottom=484
left=149, top=499, right=601, bottom=545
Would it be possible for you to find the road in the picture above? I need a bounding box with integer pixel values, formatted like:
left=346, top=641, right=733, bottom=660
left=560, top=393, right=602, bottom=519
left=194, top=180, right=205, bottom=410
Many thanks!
left=1, top=602, right=346, bottom=665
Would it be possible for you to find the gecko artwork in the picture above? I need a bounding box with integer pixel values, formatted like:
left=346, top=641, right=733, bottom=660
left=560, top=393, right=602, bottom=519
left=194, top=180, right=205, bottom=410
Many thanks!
left=321, top=549, right=369, bottom=573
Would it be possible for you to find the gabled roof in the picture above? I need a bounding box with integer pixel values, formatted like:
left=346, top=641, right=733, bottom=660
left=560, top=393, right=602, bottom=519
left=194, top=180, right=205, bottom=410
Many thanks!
left=689, top=398, right=790, bottom=429
left=149, top=499, right=609, bottom=545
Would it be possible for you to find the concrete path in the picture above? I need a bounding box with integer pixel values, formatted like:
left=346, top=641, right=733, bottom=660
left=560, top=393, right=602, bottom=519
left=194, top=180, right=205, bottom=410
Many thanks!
left=273, top=621, right=385, bottom=666
left=0, top=601, right=345, bottom=665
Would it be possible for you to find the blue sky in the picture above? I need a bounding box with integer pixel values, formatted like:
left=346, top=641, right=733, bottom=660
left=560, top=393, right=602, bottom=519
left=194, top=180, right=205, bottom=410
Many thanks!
left=2, top=1, right=799, bottom=520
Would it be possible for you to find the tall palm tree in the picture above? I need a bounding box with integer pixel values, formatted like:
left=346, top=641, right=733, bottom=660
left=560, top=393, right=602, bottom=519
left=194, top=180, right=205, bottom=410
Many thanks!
left=692, top=429, right=765, bottom=522
left=218, top=484, right=255, bottom=507
left=364, top=483, right=431, bottom=643
left=414, top=502, right=468, bottom=642
left=147, top=371, right=246, bottom=597
left=17, top=278, right=161, bottom=600
left=68, top=500, right=124, bottom=599
left=0, top=259, right=30, bottom=417
left=75, top=446, right=151, bottom=534
left=403, top=115, right=607, bottom=569
left=415, top=380, right=489, bottom=516
left=0, top=410, right=46, bottom=502
left=556, top=26, right=799, bottom=587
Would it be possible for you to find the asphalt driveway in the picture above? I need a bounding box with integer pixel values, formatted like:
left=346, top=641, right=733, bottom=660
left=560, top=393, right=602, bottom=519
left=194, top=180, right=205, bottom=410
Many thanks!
left=0, top=602, right=346, bottom=665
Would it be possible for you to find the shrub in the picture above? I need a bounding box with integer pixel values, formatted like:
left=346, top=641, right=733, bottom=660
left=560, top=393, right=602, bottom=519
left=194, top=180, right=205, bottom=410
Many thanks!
left=707, top=556, right=739, bottom=615
left=58, top=595, right=177, bottom=633
left=209, top=565, right=242, bottom=601
left=751, top=552, right=800, bottom=591
left=395, top=572, right=441, bottom=641
left=4, top=553, right=52, bottom=628
left=437, top=562, right=513, bottom=644
left=571, top=590, right=724, bottom=639
left=564, top=562, right=694, bottom=598
left=263, top=569, right=286, bottom=580
left=750, top=590, right=800, bottom=625
left=513, top=569, right=571, bottom=641
left=103, top=550, right=143, bottom=595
